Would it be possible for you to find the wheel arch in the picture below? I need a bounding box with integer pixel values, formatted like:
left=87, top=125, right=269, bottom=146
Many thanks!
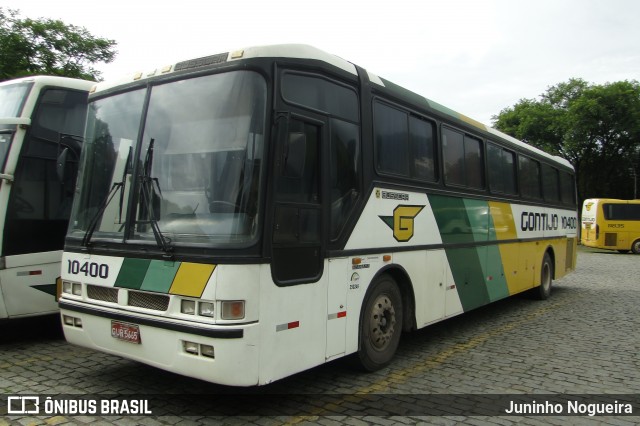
left=369, top=264, right=417, bottom=333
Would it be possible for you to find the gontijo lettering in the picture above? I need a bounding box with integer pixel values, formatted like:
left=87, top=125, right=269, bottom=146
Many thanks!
left=521, top=212, right=577, bottom=231
left=521, top=212, right=559, bottom=231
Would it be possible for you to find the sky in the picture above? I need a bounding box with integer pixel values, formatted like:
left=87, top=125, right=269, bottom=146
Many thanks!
left=4, top=0, right=639, bottom=125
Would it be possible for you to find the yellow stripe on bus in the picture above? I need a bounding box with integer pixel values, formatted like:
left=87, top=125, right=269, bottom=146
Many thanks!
left=488, top=202, right=526, bottom=295
left=168, top=263, right=216, bottom=297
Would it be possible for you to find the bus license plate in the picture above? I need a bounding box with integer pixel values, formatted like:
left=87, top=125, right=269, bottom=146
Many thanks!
left=111, top=321, right=141, bottom=344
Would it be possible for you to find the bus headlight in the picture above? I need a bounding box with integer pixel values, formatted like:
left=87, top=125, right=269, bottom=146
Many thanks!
left=181, top=300, right=196, bottom=315
left=221, top=300, right=245, bottom=320
left=72, top=283, right=82, bottom=296
left=200, top=344, right=215, bottom=358
left=183, top=341, right=199, bottom=355
left=62, top=281, right=82, bottom=296
left=198, top=302, right=215, bottom=317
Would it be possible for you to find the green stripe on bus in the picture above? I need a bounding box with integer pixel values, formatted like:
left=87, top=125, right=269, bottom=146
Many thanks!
left=429, top=195, right=475, bottom=244
left=446, top=247, right=491, bottom=311
left=140, top=260, right=181, bottom=293
left=430, top=195, right=491, bottom=311
left=114, top=258, right=151, bottom=289
left=482, top=245, right=510, bottom=301
left=462, top=198, right=490, bottom=243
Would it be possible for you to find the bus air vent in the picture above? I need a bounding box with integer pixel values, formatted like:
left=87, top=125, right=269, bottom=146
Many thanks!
left=174, top=53, right=228, bottom=72
left=87, top=285, right=118, bottom=303
left=128, top=290, right=170, bottom=311
left=604, top=233, right=617, bottom=246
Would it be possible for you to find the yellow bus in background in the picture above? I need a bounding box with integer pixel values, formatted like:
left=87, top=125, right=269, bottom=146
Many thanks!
left=581, top=199, right=640, bottom=254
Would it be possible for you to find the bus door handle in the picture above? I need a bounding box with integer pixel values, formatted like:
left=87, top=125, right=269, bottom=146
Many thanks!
left=0, top=173, right=14, bottom=183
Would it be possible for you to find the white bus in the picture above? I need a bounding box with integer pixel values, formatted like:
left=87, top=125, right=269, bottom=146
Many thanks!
left=59, top=45, right=577, bottom=386
left=0, top=76, right=93, bottom=319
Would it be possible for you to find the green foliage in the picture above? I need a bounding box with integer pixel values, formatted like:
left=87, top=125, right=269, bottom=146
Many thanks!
left=493, top=78, right=640, bottom=202
left=0, top=7, right=117, bottom=82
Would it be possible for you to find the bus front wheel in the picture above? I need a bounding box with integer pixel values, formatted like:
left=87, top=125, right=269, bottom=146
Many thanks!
left=632, top=239, right=640, bottom=254
left=355, top=274, right=403, bottom=372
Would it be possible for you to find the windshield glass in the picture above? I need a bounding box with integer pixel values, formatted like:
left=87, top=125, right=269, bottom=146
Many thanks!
left=0, top=81, right=32, bottom=117
left=69, top=88, right=146, bottom=240
left=69, top=71, right=267, bottom=248
left=0, top=82, right=33, bottom=168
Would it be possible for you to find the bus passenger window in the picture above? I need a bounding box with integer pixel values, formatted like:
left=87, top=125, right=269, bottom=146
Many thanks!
left=560, top=171, right=576, bottom=206
left=464, top=135, right=484, bottom=189
left=442, top=127, right=465, bottom=186
left=443, top=127, right=485, bottom=189
left=374, top=102, right=409, bottom=176
left=488, top=143, right=516, bottom=195
left=542, top=164, right=560, bottom=202
left=409, top=116, right=436, bottom=181
left=519, top=156, right=542, bottom=199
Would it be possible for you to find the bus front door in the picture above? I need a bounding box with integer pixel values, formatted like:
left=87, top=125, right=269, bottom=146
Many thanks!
left=271, top=116, right=324, bottom=285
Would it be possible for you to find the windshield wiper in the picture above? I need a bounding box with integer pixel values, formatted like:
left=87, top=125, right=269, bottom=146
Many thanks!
left=137, top=138, right=173, bottom=255
left=81, top=146, right=132, bottom=247
left=81, top=181, right=125, bottom=247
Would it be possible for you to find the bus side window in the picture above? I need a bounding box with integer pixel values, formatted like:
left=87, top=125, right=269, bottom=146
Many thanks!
left=276, top=119, right=319, bottom=204
left=519, top=156, right=542, bottom=199
left=330, top=118, right=360, bottom=239
left=442, top=127, right=484, bottom=189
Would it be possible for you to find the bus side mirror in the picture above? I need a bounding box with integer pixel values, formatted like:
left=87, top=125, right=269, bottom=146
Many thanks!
left=56, top=147, right=69, bottom=183
left=282, top=132, right=306, bottom=179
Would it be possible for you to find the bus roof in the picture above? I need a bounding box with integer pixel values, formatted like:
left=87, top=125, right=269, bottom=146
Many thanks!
left=1, top=75, right=95, bottom=92
left=583, top=198, right=640, bottom=204
left=91, top=44, right=573, bottom=170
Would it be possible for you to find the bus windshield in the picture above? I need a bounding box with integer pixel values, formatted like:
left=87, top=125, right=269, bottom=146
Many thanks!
left=69, top=71, right=267, bottom=248
left=0, top=81, right=33, bottom=173
left=0, top=81, right=32, bottom=118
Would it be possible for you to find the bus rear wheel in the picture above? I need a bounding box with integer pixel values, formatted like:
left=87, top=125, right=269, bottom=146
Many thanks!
left=355, top=274, right=403, bottom=372
left=632, top=239, right=640, bottom=254
left=533, top=253, right=553, bottom=300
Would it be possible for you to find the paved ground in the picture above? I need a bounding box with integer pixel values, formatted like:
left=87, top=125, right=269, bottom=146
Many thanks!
left=1, top=246, right=640, bottom=425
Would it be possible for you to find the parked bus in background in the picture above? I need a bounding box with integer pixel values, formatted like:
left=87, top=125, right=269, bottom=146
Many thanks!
left=581, top=198, right=640, bottom=254
left=0, top=76, right=93, bottom=319
left=59, top=45, right=577, bottom=386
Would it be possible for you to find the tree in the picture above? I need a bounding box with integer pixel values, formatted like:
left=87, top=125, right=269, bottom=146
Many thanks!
left=493, top=78, right=640, bottom=203
left=0, top=8, right=117, bottom=82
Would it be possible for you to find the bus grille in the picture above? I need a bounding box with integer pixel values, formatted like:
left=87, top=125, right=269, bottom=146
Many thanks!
left=128, top=291, right=169, bottom=311
left=604, top=233, right=617, bottom=246
left=87, top=285, right=118, bottom=303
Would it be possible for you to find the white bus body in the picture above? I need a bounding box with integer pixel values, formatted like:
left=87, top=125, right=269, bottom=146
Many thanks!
left=0, top=76, right=93, bottom=319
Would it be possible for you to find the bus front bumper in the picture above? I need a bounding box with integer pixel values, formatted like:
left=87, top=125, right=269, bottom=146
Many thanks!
left=59, top=300, right=260, bottom=386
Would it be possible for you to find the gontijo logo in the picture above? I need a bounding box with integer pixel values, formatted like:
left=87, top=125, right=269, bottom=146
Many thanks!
left=379, top=205, right=425, bottom=242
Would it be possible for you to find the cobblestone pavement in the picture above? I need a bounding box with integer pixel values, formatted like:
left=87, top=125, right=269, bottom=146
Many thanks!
left=2, top=247, right=640, bottom=425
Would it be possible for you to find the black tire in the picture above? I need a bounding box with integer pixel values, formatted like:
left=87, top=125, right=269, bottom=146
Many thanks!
left=632, top=239, right=640, bottom=254
left=355, top=274, right=403, bottom=372
left=534, top=253, right=553, bottom=300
